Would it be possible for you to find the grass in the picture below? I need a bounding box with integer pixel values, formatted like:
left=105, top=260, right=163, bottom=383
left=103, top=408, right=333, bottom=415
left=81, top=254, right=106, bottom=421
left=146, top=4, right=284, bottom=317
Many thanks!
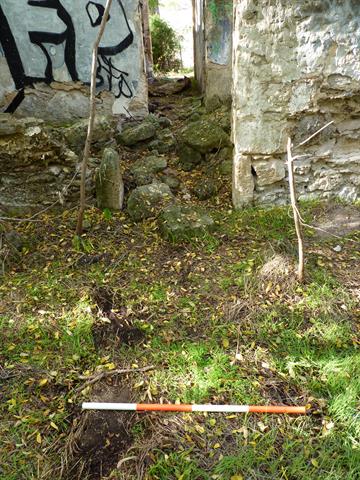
left=0, top=202, right=359, bottom=480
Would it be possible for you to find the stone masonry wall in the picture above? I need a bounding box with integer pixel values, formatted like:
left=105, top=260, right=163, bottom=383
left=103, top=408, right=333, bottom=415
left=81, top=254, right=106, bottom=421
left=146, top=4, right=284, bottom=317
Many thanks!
left=0, top=0, right=147, bottom=121
left=232, top=0, right=360, bottom=207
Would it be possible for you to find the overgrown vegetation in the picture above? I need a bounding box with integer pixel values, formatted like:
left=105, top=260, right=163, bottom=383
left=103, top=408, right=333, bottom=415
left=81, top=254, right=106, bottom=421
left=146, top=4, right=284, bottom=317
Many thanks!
left=1, top=199, right=359, bottom=479
left=150, top=15, right=181, bottom=72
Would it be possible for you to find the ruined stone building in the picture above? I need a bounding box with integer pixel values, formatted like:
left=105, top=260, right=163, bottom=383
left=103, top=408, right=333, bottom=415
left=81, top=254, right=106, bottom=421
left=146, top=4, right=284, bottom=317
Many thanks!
left=1, top=0, right=359, bottom=214
left=194, top=0, right=360, bottom=206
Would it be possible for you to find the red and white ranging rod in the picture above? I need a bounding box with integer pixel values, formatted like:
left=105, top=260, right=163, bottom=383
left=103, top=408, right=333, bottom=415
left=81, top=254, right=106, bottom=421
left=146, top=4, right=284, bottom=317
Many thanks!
left=82, top=403, right=307, bottom=414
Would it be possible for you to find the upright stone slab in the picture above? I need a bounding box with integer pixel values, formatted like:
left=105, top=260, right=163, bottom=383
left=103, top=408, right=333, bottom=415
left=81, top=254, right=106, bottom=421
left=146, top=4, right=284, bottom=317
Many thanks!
left=232, top=1, right=360, bottom=207
left=96, top=148, right=124, bottom=211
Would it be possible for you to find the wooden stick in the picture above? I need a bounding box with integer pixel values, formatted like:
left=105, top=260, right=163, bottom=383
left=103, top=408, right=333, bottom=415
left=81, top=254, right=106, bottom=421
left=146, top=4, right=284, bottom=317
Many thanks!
left=294, top=121, right=334, bottom=149
left=76, top=0, right=113, bottom=236
left=287, top=137, right=304, bottom=282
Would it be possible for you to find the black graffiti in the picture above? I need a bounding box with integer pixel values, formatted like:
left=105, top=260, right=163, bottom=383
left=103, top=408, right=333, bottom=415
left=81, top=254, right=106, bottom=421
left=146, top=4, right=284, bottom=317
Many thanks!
left=86, top=1, right=109, bottom=28
left=0, top=0, right=134, bottom=112
left=0, top=6, right=26, bottom=90
left=28, top=0, right=79, bottom=83
left=86, top=0, right=134, bottom=98
left=97, top=54, right=133, bottom=99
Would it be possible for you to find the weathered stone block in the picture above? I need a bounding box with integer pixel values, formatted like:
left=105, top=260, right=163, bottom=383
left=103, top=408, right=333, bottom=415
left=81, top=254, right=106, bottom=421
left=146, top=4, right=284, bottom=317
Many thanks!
left=253, top=159, right=286, bottom=186
left=96, top=148, right=124, bottom=211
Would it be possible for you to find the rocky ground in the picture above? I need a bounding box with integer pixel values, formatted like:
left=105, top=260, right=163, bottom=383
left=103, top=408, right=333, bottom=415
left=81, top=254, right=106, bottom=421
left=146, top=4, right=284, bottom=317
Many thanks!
left=0, top=77, right=232, bottom=236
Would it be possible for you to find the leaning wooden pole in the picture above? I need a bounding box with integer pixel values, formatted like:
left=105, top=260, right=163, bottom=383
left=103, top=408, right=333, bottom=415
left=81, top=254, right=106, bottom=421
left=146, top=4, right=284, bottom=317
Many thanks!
left=287, top=137, right=304, bottom=282
left=76, top=0, right=113, bottom=236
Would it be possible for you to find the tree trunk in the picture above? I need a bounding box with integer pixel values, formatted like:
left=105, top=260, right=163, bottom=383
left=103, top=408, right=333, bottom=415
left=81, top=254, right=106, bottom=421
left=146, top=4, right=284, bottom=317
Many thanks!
left=76, top=0, right=113, bottom=236
left=141, top=0, right=155, bottom=81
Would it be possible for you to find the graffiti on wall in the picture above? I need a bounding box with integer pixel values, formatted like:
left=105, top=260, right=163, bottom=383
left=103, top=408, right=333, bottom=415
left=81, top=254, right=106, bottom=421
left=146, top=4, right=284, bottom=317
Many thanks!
left=0, top=0, right=135, bottom=110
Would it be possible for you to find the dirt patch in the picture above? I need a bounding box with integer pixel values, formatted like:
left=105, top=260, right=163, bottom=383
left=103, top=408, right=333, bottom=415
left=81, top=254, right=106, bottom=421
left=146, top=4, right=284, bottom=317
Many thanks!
left=66, top=384, right=134, bottom=480
left=312, top=204, right=360, bottom=239
left=92, top=287, right=144, bottom=349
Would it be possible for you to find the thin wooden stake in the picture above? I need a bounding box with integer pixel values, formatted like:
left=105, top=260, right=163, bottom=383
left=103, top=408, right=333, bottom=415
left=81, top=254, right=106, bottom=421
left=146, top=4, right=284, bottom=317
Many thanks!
left=76, top=0, right=113, bottom=236
left=287, top=137, right=304, bottom=282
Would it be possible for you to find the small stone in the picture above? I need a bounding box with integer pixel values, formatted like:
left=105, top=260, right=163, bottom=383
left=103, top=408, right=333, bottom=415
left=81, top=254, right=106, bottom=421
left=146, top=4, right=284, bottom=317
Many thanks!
left=192, top=179, right=219, bottom=200
left=151, top=129, right=176, bottom=154
left=159, top=174, right=181, bottom=192
left=118, top=117, right=157, bottom=146
left=205, top=94, right=222, bottom=112
left=0, top=114, right=20, bottom=136
left=188, top=112, right=202, bottom=122
left=127, top=183, right=174, bottom=221
left=159, top=204, right=215, bottom=241
left=158, top=116, right=172, bottom=128
left=333, top=245, right=342, bottom=252
left=4, top=231, right=24, bottom=251
left=130, top=155, right=167, bottom=186
left=219, top=159, right=233, bottom=176
left=177, top=144, right=203, bottom=171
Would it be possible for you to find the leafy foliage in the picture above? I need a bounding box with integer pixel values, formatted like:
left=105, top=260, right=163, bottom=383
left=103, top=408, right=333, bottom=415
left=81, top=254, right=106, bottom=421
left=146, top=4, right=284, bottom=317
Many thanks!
left=150, top=15, right=181, bottom=72
left=148, top=0, right=159, bottom=14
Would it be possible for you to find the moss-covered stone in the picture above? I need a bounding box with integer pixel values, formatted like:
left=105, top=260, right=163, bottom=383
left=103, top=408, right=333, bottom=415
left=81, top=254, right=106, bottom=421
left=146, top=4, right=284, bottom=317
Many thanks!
left=130, top=155, right=167, bottom=186
left=118, top=119, right=156, bottom=147
left=177, top=144, right=203, bottom=171
left=127, top=183, right=173, bottom=221
left=159, top=204, right=215, bottom=241
left=179, top=119, right=230, bottom=154
left=192, top=179, right=219, bottom=200
left=95, top=148, right=124, bottom=211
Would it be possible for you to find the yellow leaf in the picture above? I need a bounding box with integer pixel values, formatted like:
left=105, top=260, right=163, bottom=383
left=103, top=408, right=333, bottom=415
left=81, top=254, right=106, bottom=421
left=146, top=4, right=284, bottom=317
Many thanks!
left=38, top=378, right=48, bottom=387
left=257, top=421, right=268, bottom=432
left=104, top=362, right=116, bottom=370
left=311, top=458, right=319, bottom=468
left=213, top=443, right=221, bottom=449
left=222, top=338, right=229, bottom=348
left=50, top=422, right=59, bottom=431
left=231, top=476, right=244, bottom=480
left=209, top=419, right=216, bottom=427
left=36, top=432, right=42, bottom=444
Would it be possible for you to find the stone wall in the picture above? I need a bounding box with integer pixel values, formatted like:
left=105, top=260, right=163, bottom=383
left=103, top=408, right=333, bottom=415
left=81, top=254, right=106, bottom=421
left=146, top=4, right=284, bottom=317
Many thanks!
left=232, top=0, right=360, bottom=207
left=0, top=114, right=116, bottom=215
left=0, top=0, right=148, bottom=121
